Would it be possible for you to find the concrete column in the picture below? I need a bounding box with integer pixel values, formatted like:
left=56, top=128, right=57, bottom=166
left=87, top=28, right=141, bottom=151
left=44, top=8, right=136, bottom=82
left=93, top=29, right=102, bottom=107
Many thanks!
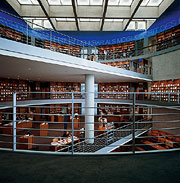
left=143, top=37, right=149, bottom=55
left=85, top=74, right=94, bottom=144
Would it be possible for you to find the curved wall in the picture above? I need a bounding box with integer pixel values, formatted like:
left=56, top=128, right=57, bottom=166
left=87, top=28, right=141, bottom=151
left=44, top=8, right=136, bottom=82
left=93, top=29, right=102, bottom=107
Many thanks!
left=0, top=0, right=180, bottom=45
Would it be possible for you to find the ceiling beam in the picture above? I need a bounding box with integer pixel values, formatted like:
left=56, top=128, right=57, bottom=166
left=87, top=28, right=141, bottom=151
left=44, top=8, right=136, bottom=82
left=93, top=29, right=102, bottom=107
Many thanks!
left=71, top=0, right=79, bottom=31
left=37, top=0, right=56, bottom=31
left=100, top=0, right=109, bottom=31
left=6, top=0, right=21, bottom=15
left=123, top=0, right=143, bottom=31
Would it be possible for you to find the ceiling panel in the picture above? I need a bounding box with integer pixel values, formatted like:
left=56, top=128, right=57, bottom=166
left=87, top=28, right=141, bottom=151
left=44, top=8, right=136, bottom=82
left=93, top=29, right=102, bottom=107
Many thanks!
left=79, top=22, right=100, bottom=30
left=7, top=0, right=174, bottom=31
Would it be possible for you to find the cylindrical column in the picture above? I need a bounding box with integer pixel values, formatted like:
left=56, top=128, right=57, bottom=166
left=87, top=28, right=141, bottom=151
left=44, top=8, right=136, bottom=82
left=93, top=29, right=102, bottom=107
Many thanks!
left=13, top=92, right=16, bottom=151
left=85, top=74, right=94, bottom=144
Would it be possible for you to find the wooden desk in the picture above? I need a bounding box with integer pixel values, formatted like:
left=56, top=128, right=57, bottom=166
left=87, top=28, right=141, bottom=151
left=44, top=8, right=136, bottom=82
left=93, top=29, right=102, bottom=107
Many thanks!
left=19, top=135, right=33, bottom=150
left=74, top=118, right=80, bottom=129
left=2, top=121, right=33, bottom=134
left=40, top=123, right=48, bottom=136
left=50, top=137, right=80, bottom=152
left=58, top=115, right=64, bottom=122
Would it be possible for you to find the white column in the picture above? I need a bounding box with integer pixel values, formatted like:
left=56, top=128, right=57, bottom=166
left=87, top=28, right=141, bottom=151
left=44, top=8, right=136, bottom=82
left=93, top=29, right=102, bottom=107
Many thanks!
left=85, top=74, right=94, bottom=144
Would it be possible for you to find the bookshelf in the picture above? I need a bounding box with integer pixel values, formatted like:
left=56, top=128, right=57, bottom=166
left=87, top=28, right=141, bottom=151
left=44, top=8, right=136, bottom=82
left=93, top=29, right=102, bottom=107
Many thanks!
left=0, top=24, right=28, bottom=44
left=0, top=79, right=29, bottom=102
left=102, top=61, right=130, bottom=70
left=99, top=83, right=129, bottom=99
left=156, top=24, right=180, bottom=51
left=98, top=41, right=135, bottom=60
left=151, top=79, right=180, bottom=102
left=50, top=82, right=81, bottom=99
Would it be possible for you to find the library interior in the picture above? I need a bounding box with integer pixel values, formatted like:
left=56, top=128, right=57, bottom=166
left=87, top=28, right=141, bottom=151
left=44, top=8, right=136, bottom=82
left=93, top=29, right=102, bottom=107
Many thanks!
left=0, top=0, right=180, bottom=155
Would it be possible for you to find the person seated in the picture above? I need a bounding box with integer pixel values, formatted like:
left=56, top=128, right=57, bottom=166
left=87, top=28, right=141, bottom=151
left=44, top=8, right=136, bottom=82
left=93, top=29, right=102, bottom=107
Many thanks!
left=74, top=111, right=78, bottom=119
left=102, top=117, right=107, bottom=128
left=63, top=131, right=70, bottom=138
left=98, top=115, right=103, bottom=127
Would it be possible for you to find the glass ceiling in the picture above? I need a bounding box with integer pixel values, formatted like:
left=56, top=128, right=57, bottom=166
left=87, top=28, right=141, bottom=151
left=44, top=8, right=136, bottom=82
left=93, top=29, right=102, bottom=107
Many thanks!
left=17, top=0, right=164, bottom=6
left=11, top=0, right=172, bottom=31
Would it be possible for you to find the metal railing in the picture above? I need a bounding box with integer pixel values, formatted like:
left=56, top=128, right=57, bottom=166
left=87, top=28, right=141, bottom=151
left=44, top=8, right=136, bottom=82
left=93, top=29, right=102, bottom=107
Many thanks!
left=0, top=10, right=179, bottom=76
left=0, top=91, right=180, bottom=155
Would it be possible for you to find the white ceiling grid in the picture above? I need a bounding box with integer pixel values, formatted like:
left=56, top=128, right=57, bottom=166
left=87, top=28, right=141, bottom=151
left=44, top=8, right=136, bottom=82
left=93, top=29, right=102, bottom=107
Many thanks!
left=6, top=0, right=174, bottom=31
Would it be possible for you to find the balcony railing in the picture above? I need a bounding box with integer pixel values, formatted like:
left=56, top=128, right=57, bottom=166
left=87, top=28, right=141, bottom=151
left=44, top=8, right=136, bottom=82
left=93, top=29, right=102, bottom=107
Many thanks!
left=0, top=91, right=180, bottom=155
left=1, top=10, right=179, bottom=76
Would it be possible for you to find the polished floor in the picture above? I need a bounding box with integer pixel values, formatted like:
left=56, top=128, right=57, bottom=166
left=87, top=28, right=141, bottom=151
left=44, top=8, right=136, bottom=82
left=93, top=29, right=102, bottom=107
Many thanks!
left=0, top=150, right=180, bottom=183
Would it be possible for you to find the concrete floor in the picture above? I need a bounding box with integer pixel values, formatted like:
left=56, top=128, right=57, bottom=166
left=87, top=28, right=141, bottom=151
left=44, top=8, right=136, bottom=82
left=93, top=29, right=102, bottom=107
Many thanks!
left=0, top=150, right=180, bottom=183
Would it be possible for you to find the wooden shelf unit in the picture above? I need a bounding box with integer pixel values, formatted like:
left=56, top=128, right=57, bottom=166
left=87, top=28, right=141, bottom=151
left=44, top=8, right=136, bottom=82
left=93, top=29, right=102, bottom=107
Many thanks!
left=44, top=40, right=81, bottom=57
left=0, top=24, right=29, bottom=44
left=102, top=61, right=130, bottom=70
left=98, top=41, right=135, bottom=60
left=0, top=78, right=30, bottom=102
left=50, top=82, right=81, bottom=99
left=99, top=83, right=129, bottom=99
left=151, top=79, right=180, bottom=102
left=50, top=103, right=81, bottom=115
left=156, top=24, right=180, bottom=51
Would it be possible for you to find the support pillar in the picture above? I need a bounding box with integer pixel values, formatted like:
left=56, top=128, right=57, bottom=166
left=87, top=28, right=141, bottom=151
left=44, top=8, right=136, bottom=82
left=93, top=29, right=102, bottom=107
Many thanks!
left=85, top=74, right=94, bottom=144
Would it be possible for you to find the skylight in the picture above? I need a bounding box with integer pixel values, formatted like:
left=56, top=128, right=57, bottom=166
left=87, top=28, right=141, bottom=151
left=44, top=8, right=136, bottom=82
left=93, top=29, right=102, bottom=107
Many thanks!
left=90, top=0, right=103, bottom=6
left=80, top=18, right=101, bottom=22
left=48, top=0, right=61, bottom=5
left=141, top=0, right=163, bottom=6
left=119, top=0, right=132, bottom=6
left=108, top=0, right=120, bottom=6
left=147, top=0, right=163, bottom=6
left=18, top=0, right=39, bottom=5
left=137, top=21, right=146, bottom=30
left=105, top=19, right=124, bottom=22
left=56, top=18, right=75, bottom=21
left=127, top=21, right=136, bottom=30
left=140, top=0, right=149, bottom=6
left=77, top=0, right=89, bottom=5
left=61, top=0, right=72, bottom=5
left=108, top=0, right=133, bottom=6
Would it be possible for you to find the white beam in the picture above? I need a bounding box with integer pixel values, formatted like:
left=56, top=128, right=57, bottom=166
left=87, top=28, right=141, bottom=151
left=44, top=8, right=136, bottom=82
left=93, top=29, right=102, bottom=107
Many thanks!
left=6, top=0, right=21, bottom=15
left=77, top=6, right=103, bottom=17
left=79, top=22, right=100, bottom=31
left=21, top=5, right=45, bottom=17
left=37, top=0, right=56, bottom=30
left=103, top=22, right=123, bottom=31
left=131, top=0, right=141, bottom=15
left=123, top=0, right=143, bottom=30
left=159, top=0, right=175, bottom=16
left=134, top=7, right=159, bottom=18
left=106, top=7, right=130, bottom=18
left=50, top=6, right=74, bottom=17
left=56, top=22, right=77, bottom=31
